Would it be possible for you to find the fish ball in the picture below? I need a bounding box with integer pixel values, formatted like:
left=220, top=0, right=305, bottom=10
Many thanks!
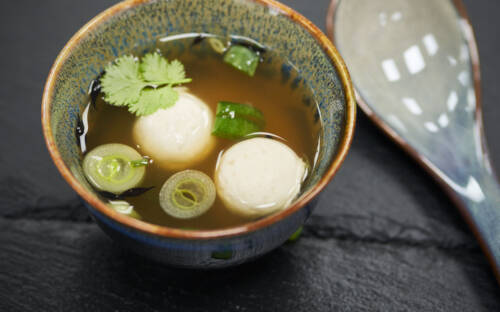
left=215, top=138, right=306, bottom=218
left=133, top=90, right=214, bottom=170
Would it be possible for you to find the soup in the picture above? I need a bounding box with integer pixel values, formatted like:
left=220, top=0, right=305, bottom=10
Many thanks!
left=79, top=34, right=321, bottom=230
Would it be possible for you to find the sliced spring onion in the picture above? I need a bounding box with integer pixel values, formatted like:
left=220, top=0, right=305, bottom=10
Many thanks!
left=83, top=143, right=146, bottom=194
left=108, top=200, right=142, bottom=220
left=207, top=37, right=228, bottom=54
left=223, top=45, right=260, bottom=76
left=288, top=226, right=303, bottom=242
left=211, top=250, right=233, bottom=260
left=159, top=170, right=216, bottom=219
left=212, top=102, right=265, bottom=139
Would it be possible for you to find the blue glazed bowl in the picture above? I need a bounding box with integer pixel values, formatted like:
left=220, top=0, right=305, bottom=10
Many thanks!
left=42, top=0, right=356, bottom=268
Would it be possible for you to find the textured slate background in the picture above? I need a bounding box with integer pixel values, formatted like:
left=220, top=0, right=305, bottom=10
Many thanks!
left=1, top=0, right=500, bottom=311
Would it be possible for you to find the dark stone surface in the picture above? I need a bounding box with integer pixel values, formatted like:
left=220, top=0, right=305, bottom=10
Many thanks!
left=1, top=218, right=499, bottom=312
left=0, top=0, right=499, bottom=311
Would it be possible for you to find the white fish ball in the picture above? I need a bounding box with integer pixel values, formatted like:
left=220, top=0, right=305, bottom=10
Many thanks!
left=133, top=90, right=215, bottom=170
left=215, top=138, right=306, bottom=218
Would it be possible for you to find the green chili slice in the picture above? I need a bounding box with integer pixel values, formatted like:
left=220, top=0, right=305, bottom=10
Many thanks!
left=212, top=102, right=265, bottom=139
left=223, top=45, right=260, bottom=76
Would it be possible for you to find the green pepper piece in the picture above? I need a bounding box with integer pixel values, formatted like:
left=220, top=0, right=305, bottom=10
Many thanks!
left=223, top=45, right=260, bottom=76
left=212, top=115, right=261, bottom=140
left=212, top=102, right=265, bottom=139
left=216, top=101, right=264, bottom=123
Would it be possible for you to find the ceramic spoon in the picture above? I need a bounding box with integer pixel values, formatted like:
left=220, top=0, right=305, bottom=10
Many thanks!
left=327, top=0, right=500, bottom=280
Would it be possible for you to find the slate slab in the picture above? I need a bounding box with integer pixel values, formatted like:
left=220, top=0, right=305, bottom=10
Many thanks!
left=0, top=219, right=498, bottom=312
left=0, top=0, right=499, bottom=311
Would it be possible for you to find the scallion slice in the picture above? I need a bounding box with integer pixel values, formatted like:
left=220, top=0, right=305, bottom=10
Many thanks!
left=207, top=37, right=228, bottom=54
left=223, top=45, right=260, bottom=76
left=211, top=250, right=233, bottom=260
left=288, top=226, right=303, bottom=242
left=83, top=144, right=146, bottom=194
left=212, top=102, right=265, bottom=139
left=159, top=170, right=216, bottom=219
left=108, top=200, right=142, bottom=220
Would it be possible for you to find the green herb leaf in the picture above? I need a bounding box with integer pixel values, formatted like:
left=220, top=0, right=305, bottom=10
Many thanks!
left=164, top=59, right=191, bottom=84
left=140, top=53, right=192, bottom=85
left=101, top=55, right=146, bottom=106
left=100, top=53, right=191, bottom=116
left=128, top=86, right=178, bottom=116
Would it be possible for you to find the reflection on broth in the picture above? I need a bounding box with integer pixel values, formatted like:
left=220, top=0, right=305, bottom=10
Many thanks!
left=82, top=34, right=321, bottom=230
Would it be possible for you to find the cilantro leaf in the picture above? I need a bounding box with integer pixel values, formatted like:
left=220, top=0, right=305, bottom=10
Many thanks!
left=128, top=86, right=178, bottom=116
left=100, top=56, right=146, bottom=106
left=165, top=59, right=190, bottom=83
left=140, top=53, right=192, bottom=85
left=99, top=53, right=192, bottom=116
left=140, top=53, right=170, bottom=85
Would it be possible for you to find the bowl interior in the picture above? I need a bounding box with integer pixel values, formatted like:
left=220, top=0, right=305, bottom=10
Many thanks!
left=43, top=0, right=350, bottom=234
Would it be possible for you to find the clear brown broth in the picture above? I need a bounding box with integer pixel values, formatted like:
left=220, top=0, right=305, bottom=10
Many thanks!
left=85, top=36, right=320, bottom=230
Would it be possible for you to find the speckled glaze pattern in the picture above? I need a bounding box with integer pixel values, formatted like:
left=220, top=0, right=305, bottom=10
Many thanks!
left=88, top=197, right=318, bottom=268
left=43, top=0, right=355, bottom=267
left=50, top=0, right=346, bottom=191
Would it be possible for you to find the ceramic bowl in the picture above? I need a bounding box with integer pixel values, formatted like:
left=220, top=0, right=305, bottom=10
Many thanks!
left=42, top=0, right=356, bottom=268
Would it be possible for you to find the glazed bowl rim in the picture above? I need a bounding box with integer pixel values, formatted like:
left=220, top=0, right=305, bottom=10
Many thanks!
left=41, top=0, right=356, bottom=240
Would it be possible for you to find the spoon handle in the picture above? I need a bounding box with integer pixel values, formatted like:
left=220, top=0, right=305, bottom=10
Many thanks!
left=443, top=164, right=500, bottom=278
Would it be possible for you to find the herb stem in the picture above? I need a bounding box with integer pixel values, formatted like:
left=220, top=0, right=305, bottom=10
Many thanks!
left=130, top=158, right=150, bottom=167
left=172, top=78, right=192, bottom=85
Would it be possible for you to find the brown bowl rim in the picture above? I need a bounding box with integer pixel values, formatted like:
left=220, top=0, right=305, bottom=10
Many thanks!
left=42, top=0, right=356, bottom=240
